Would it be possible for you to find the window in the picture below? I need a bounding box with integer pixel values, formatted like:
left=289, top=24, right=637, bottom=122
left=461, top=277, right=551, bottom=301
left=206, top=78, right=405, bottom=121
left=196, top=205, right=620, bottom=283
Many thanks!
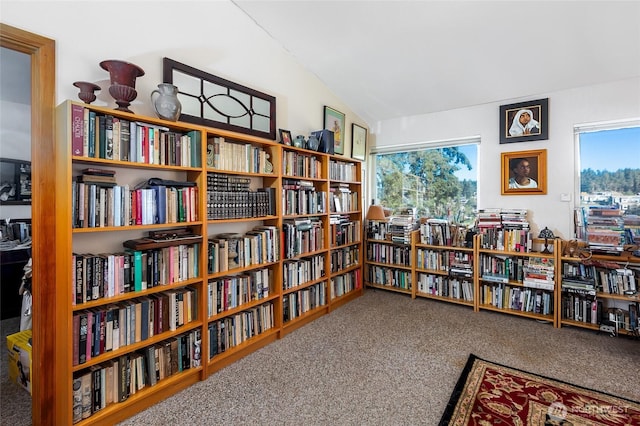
left=372, top=141, right=478, bottom=226
left=575, top=122, right=640, bottom=245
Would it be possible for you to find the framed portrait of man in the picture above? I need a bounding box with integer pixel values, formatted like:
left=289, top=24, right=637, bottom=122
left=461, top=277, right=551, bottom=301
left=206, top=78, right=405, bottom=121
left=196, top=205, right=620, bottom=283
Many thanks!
left=501, top=149, right=547, bottom=195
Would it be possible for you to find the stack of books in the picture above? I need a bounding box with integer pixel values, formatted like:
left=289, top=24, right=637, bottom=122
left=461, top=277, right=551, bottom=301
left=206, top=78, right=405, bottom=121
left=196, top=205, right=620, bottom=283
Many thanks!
left=77, top=168, right=116, bottom=187
left=585, top=206, right=625, bottom=254
left=522, top=257, right=555, bottom=291
left=389, top=215, right=418, bottom=244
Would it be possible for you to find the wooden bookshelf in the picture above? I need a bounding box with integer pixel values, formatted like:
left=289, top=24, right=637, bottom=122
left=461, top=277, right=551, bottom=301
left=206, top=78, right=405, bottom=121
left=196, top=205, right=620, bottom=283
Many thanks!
left=559, top=248, right=640, bottom=335
left=414, top=223, right=477, bottom=309
left=364, top=231, right=416, bottom=296
left=54, top=100, right=363, bottom=425
left=476, top=235, right=559, bottom=326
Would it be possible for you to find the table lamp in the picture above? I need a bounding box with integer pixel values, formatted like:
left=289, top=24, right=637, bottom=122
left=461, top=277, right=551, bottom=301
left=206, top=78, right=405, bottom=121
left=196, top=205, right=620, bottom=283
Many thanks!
left=538, top=227, right=555, bottom=254
left=366, top=202, right=388, bottom=239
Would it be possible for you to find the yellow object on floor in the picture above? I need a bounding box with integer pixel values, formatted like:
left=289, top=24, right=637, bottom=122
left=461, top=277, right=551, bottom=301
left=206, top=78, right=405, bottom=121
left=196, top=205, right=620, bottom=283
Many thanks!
left=7, top=329, right=32, bottom=395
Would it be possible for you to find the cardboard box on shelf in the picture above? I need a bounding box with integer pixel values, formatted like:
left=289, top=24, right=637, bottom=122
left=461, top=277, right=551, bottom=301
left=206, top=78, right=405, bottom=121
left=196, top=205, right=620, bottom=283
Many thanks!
left=6, top=329, right=32, bottom=395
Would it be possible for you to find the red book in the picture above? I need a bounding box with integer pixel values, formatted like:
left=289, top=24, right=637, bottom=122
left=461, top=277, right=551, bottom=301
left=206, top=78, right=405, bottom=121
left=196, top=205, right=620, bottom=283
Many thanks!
left=71, top=104, right=85, bottom=156
left=86, top=311, right=93, bottom=362
left=73, top=314, right=80, bottom=366
left=135, top=190, right=143, bottom=225
left=142, top=126, right=149, bottom=164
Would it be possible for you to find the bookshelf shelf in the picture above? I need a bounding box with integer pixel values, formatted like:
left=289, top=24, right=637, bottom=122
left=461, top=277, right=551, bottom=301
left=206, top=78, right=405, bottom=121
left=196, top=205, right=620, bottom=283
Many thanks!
left=477, top=303, right=555, bottom=322
left=366, top=283, right=413, bottom=295
left=418, top=293, right=475, bottom=307
left=53, top=99, right=363, bottom=425
left=366, top=260, right=413, bottom=271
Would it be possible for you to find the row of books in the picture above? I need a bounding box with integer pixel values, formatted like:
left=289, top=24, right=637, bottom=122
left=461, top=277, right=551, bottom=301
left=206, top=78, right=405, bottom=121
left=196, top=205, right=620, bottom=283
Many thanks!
left=207, top=226, right=279, bottom=274
left=72, top=181, right=198, bottom=228
left=416, top=273, right=474, bottom=301
left=283, top=254, right=325, bottom=290
left=73, top=287, right=197, bottom=366
left=282, top=150, right=323, bottom=179
left=206, top=268, right=271, bottom=316
left=480, top=284, right=553, bottom=315
left=330, top=246, right=360, bottom=273
left=330, top=184, right=359, bottom=213
left=207, top=136, right=273, bottom=174
left=479, top=254, right=534, bottom=285
left=207, top=188, right=275, bottom=220
left=208, top=302, right=275, bottom=359
left=282, top=179, right=327, bottom=215
left=207, top=173, right=251, bottom=191
left=561, top=295, right=601, bottom=324
left=419, top=218, right=470, bottom=247
left=329, top=159, right=358, bottom=182
left=367, top=241, right=412, bottom=266
left=282, top=217, right=324, bottom=259
left=330, top=269, right=362, bottom=299
left=72, top=245, right=199, bottom=304
left=596, top=267, right=637, bottom=295
left=72, top=329, right=201, bottom=424
left=477, top=227, right=533, bottom=252
left=416, top=248, right=473, bottom=273
left=71, top=104, right=201, bottom=167
left=367, top=265, right=412, bottom=289
left=283, top=282, right=326, bottom=322
left=367, top=220, right=392, bottom=241
left=330, top=216, right=361, bottom=246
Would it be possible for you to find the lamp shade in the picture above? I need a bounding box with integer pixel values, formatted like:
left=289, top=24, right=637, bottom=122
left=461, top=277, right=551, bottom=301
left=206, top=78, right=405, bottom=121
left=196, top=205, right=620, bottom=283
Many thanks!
left=366, top=205, right=387, bottom=221
left=538, top=227, right=555, bottom=239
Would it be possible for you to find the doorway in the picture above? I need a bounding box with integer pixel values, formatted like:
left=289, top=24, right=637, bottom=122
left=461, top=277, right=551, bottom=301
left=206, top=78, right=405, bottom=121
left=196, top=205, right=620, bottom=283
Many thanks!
left=0, top=23, right=56, bottom=426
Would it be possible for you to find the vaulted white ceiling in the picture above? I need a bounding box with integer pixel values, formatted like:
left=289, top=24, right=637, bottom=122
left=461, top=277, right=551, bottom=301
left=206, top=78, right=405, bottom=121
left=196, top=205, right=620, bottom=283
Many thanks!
left=234, top=1, right=640, bottom=127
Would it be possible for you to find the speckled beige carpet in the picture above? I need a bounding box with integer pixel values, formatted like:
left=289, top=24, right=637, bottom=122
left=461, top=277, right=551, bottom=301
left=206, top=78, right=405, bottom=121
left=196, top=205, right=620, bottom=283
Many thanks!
left=2, top=289, right=639, bottom=425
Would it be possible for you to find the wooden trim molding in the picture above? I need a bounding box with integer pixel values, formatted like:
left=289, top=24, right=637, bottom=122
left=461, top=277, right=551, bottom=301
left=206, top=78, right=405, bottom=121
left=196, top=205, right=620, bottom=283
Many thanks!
left=0, top=23, right=58, bottom=425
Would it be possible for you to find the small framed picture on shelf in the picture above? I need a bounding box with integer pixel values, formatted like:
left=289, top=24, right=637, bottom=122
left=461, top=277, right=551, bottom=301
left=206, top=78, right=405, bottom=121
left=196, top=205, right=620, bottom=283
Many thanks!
left=351, top=123, right=367, bottom=161
left=279, top=129, right=292, bottom=146
left=323, top=106, right=345, bottom=155
left=501, top=149, right=547, bottom=195
left=499, top=98, right=549, bottom=144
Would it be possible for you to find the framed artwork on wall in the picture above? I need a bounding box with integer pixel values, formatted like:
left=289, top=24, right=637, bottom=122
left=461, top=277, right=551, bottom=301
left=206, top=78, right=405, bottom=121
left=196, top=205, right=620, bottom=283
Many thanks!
left=501, top=149, right=547, bottom=195
left=323, top=106, right=345, bottom=155
left=351, top=123, right=367, bottom=161
left=279, top=129, right=292, bottom=146
left=499, top=98, right=549, bottom=144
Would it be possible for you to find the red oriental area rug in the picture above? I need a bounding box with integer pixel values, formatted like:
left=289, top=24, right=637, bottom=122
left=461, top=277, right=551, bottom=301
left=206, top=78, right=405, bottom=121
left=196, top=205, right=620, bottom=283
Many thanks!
left=440, top=354, right=640, bottom=425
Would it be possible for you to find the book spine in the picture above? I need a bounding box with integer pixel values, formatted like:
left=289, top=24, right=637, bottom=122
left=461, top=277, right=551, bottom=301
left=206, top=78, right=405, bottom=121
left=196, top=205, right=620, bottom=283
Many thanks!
left=71, top=104, right=85, bottom=156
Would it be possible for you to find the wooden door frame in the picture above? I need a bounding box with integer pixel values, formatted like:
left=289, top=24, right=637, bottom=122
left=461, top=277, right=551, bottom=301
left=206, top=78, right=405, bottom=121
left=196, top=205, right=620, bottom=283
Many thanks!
left=0, top=23, right=58, bottom=425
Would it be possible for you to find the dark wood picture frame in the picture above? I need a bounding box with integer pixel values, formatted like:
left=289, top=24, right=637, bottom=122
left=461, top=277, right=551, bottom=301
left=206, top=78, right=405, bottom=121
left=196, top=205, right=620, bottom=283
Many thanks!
left=351, top=123, right=367, bottom=161
left=501, top=149, right=547, bottom=195
left=163, top=57, right=277, bottom=140
left=499, top=98, right=549, bottom=144
left=279, top=129, right=292, bottom=146
left=323, top=106, right=345, bottom=155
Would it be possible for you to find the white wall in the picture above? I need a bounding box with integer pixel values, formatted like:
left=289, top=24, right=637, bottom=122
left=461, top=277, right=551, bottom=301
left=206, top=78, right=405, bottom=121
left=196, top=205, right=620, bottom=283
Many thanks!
left=0, top=0, right=363, bottom=154
left=3, top=1, right=639, bottom=238
left=374, top=77, right=640, bottom=238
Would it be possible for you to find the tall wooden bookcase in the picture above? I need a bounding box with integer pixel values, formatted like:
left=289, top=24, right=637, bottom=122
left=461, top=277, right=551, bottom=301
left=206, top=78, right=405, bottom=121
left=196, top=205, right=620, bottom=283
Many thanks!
left=53, top=100, right=364, bottom=425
